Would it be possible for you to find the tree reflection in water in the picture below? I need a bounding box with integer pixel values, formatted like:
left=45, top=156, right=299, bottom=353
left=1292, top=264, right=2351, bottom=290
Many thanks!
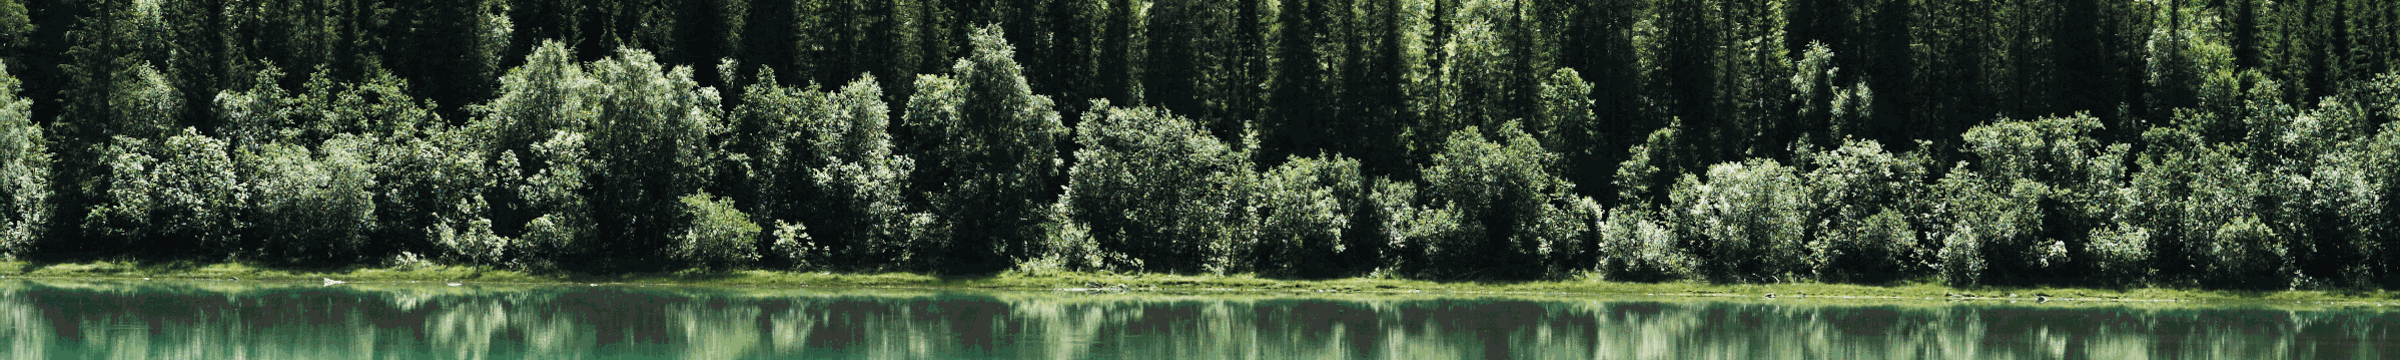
left=0, top=280, right=2395, bottom=359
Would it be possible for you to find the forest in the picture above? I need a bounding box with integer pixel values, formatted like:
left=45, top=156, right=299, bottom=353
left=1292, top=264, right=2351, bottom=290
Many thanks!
left=0, top=0, right=2397, bottom=289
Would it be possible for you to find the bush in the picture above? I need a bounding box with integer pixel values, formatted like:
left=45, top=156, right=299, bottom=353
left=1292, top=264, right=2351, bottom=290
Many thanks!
left=508, top=131, right=594, bottom=267
left=1592, top=207, right=1691, bottom=281
left=1672, top=158, right=1811, bottom=283
left=87, top=129, right=246, bottom=258
left=1943, top=114, right=2128, bottom=284
left=426, top=196, right=510, bottom=266
left=736, top=73, right=928, bottom=269
left=2085, top=224, right=2154, bottom=285
left=242, top=136, right=379, bottom=263
left=383, top=125, right=494, bottom=264
left=1253, top=155, right=1370, bottom=278
left=1800, top=140, right=1931, bottom=282
left=2310, top=120, right=2400, bottom=286
left=1614, top=119, right=1690, bottom=205
left=1373, top=178, right=1461, bottom=276
left=1417, top=123, right=1587, bottom=279
left=675, top=192, right=761, bottom=270
left=0, top=63, right=46, bottom=257
left=1063, top=100, right=1250, bottom=274
left=470, top=42, right=724, bottom=270
left=1932, top=167, right=2049, bottom=286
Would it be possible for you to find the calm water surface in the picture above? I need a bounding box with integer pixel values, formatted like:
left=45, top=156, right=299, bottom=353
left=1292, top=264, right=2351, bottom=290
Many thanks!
left=1, top=279, right=2396, bottom=359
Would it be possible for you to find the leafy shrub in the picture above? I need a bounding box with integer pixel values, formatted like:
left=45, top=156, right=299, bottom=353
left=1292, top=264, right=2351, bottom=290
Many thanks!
left=1064, top=100, right=1250, bottom=274
left=87, top=129, right=246, bottom=258
left=472, top=42, right=724, bottom=270
left=1592, top=207, right=1691, bottom=281
left=736, top=73, right=928, bottom=269
left=675, top=192, right=761, bottom=270
left=1373, top=178, right=1462, bottom=276
left=770, top=220, right=833, bottom=270
left=1672, top=158, right=1811, bottom=283
left=510, top=131, right=593, bottom=267
left=0, top=63, right=46, bottom=257
left=1941, top=114, right=2127, bottom=284
left=384, top=126, right=494, bottom=263
left=426, top=196, right=510, bottom=266
left=1254, top=155, right=1371, bottom=278
left=2085, top=224, right=2154, bottom=286
left=2203, top=216, right=2288, bottom=288
left=1800, top=140, right=1931, bottom=282
left=1024, top=200, right=1127, bottom=273
left=2308, top=120, right=2400, bottom=286
left=242, top=136, right=379, bottom=263
left=1417, top=123, right=1587, bottom=279
left=1932, top=167, right=2049, bottom=286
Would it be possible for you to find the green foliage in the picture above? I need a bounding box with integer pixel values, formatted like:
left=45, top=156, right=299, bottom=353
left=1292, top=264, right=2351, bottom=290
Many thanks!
left=768, top=219, right=821, bottom=269
left=675, top=191, right=761, bottom=270
left=2084, top=223, right=2155, bottom=286
left=1065, top=100, right=1251, bottom=274
left=1942, top=113, right=2128, bottom=285
left=86, top=129, right=245, bottom=258
left=1799, top=140, right=1929, bottom=282
left=1416, top=122, right=1587, bottom=279
left=373, top=105, right=491, bottom=263
left=1534, top=69, right=1595, bottom=135
left=241, top=136, right=378, bottom=263
left=217, top=66, right=449, bottom=262
left=0, top=63, right=43, bottom=256
left=473, top=40, right=597, bottom=266
left=735, top=72, right=927, bottom=269
left=3, top=0, right=2399, bottom=288
left=1788, top=42, right=1875, bottom=146
left=2308, top=118, right=2400, bottom=287
left=1614, top=119, right=1689, bottom=205
left=426, top=196, right=510, bottom=267
left=83, top=137, right=158, bottom=249
left=468, top=41, right=726, bottom=270
left=2204, top=216, right=2286, bottom=287
left=1537, top=67, right=1618, bottom=200
left=1672, top=158, right=1810, bottom=283
left=1253, top=155, right=1374, bottom=278
left=1366, top=177, right=1453, bottom=277
left=904, top=25, right=1067, bottom=272
left=583, top=47, right=726, bottom=268
left=1432, top=0, right=1527, bottom=137
left=1591, top=207, right=1691, bottom=281
left=152, top=130, right=246, bottom=256
left=2128, top=120, right=2301, bottom=288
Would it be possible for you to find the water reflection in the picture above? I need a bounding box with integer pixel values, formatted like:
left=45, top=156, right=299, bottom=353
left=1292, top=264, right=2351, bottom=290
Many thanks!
left=0, top=279, right=2395, bottom=359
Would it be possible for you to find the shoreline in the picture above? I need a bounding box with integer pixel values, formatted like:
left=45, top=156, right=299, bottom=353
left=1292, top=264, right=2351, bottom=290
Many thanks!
left=7, top=261, right=2399, bottom=306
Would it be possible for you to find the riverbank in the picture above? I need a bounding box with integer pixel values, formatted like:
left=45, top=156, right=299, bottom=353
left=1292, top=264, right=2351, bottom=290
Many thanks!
left=7, top=260, right=2398, bottom=305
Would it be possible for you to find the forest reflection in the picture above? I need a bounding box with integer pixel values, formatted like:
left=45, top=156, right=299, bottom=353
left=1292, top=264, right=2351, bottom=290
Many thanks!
left=1, top=280, right=2395, bottom=359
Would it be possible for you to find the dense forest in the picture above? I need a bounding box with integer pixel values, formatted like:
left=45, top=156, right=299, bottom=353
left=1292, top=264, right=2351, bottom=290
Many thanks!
left=0, top=0, right=2397, bottom=289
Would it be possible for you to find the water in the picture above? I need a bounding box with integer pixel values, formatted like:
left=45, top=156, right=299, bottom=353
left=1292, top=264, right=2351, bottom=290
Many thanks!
left=1, top=279, right=2396, bottom=359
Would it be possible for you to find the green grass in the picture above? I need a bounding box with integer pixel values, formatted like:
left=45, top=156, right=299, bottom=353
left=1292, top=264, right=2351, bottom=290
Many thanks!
left=7, top=260, right=2399, bottom=306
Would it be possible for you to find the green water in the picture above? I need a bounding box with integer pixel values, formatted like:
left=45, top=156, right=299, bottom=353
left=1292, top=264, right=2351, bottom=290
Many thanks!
left=1, top=279, right=2396, bottom=359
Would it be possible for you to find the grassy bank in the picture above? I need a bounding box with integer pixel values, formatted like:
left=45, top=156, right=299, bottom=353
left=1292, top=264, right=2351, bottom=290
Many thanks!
left=7, top=260, right=2399, bottom=305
